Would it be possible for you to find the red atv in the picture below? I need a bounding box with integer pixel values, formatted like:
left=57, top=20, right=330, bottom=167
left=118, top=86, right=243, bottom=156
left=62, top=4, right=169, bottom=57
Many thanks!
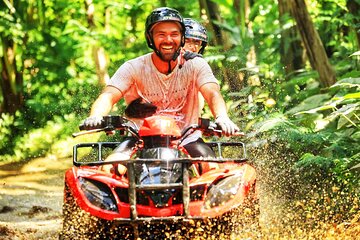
left=60, top=115, right=257, bottom=239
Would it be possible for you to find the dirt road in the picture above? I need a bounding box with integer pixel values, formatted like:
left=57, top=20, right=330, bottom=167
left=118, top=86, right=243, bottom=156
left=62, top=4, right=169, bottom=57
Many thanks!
left=0, top=156, right=72, bottom=240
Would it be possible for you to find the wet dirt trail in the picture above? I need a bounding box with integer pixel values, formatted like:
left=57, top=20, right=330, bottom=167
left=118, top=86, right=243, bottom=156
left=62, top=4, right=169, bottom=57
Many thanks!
left=0, top=156, right=72, bottom=240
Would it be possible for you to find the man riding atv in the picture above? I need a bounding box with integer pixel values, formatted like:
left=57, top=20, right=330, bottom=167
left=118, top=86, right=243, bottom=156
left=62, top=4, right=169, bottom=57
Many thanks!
left=83, top=7, right=239, bottom=172
left=127, top=17, right=209, bottom=121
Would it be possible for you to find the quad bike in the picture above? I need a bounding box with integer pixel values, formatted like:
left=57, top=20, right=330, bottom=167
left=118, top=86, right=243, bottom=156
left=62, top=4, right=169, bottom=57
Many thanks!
left=60, top=115, right=258, bottom=239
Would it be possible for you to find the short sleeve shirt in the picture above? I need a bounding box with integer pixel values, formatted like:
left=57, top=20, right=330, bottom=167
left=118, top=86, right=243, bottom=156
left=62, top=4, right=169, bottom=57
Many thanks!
left=108, top=53, right=218, bottom=130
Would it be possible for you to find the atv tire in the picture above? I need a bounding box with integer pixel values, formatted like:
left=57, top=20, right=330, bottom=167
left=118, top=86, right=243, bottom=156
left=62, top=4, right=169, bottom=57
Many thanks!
left=59, top=183, right=133, bottom=240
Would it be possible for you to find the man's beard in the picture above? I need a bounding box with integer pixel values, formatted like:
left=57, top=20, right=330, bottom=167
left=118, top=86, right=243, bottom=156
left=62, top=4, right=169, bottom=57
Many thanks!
left=157, top=43, right=180, bottom=61
left=159, top=51, right=177, bottom=61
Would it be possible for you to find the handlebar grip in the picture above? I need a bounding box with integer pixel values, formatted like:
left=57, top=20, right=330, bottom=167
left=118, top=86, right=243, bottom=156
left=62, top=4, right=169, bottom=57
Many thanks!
left=79, top=123, right=104, bottom=131
left=78, top=116, right=126, bottom=131
left=79, top=123, right=87, bottom=131
left=198, top=117, right=245, bottom=137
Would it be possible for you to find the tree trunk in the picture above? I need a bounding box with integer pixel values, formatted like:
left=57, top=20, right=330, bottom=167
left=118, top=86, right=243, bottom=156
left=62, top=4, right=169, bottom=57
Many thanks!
left=199, top=0, right=224, bottom=46
left=0, top=37, right=23, bottom=114
left=104, top=6, right=111, bottom=34
left=278, top=0, right=306, bottom=76
left=85, top=0, right=109, bottom=85
left=199, top=0, right=242, bottom=91
left=346, top=0, right=360, bottom=49
left=92, top=47, right=110, bottom=85
left=288, top=0, right=336, bottom=87
left=234, top=0, right=260, bottom=87
left=233, top=0, right=246, bottom=35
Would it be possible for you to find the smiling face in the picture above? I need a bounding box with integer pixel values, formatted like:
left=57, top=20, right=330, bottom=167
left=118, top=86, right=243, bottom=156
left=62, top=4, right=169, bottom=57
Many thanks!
left=151, top=21, right=183, bottom=61
left=184, top=38, right=202, bottom=53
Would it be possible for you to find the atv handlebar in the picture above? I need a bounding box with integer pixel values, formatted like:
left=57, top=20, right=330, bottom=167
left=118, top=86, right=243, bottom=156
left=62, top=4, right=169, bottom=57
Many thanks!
left=183, top=118, right=245, bottom=137
left=73, top=116, right=127, bottom=138
left=78, top=115, right=126, bottom=131
left=74, top=115, right=244, bottom=138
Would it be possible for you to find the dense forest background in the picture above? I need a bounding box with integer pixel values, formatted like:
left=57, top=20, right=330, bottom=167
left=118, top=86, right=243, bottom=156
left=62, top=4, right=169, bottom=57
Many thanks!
left=0, top=0, right=359, bottom=233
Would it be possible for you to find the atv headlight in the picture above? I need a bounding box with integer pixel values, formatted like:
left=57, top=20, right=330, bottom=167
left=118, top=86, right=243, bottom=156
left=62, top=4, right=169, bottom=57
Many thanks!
left=79, top=177, right=118, bottom=212
left=203, top=175, right=242, bottom=209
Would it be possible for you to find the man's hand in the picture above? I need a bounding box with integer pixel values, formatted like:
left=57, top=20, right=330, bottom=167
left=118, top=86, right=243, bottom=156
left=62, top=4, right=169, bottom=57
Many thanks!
left=183, top=50, right=202, bottom=60
left=125, top=98, right=157, bottom=119
left=81, top=116, right=103, bottom=130
left=215, top=115, right=240, bottom=136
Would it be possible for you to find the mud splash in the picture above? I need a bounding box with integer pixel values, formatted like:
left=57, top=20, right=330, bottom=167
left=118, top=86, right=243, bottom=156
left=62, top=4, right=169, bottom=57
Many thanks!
left=0, top=149, right=359, bottom=239
left=247, top=139, right=360, bottom=239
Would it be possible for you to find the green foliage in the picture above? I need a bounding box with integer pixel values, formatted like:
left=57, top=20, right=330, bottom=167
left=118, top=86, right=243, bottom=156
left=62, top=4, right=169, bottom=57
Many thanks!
left=0, top=113, right=80, bottom=162
left=244, top=75, right=360, bottom=221
left=0, top=113, right=16, bottom=153
left=294, top=78, right=360, bottom=130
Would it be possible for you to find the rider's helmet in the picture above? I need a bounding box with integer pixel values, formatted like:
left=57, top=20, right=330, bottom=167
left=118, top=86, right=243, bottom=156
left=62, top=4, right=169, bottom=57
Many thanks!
left=184, top=18, right=208, bottom=54
left=145, top=7, right=185, bottom=60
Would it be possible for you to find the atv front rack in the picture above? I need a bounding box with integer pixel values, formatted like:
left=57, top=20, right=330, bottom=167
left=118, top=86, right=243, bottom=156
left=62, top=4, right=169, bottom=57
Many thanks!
left=73, top=141, right=247, bottom=166
left=73, top=141, right=247, bottom=224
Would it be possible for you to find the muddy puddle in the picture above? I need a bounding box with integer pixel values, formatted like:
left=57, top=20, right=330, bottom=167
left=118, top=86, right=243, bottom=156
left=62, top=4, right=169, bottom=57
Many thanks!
left=0, top=156, right=72, bottom=240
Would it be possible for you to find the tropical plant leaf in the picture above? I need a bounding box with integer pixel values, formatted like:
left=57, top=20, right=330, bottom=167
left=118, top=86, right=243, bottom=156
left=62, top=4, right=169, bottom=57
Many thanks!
left=286, top=94, right=332, bottom=115
left=349, top=51, right=360, bottom=57
left=204, top=55, right=226, bottom=63
left=343, top=92, right=360, bottom=99
left=256, top=116, right=291, bottom=133
left=351, top=131, right=360, bottom=140
left=294, top=153, right=332, bottom=171
left=331, top=78, right=360, bottom=88
left=295, top=104, right=335, bottom=114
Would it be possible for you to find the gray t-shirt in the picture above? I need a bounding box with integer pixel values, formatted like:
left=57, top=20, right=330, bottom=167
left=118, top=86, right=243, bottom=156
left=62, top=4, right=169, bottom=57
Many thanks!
left=108, top=53, right=218, bottom=130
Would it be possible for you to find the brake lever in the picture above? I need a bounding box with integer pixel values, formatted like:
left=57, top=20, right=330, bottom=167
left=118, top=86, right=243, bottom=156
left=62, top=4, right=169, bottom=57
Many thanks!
left=210, top=121, right=245, bottom=137
left=233, top=131, right=245, bottom=137
left=208, top=126, right=245, bottom=137
left=72, top=127, right=114, bottom=138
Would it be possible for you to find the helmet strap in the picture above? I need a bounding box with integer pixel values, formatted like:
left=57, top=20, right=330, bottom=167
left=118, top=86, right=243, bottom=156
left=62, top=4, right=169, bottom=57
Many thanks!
left=198, top=42, right=207, bottom=54
left=168, top=62, right=172, bottom=74
left=172, top=48, right=181, bottom=61
left=198, top=47, right=204, bottom=55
